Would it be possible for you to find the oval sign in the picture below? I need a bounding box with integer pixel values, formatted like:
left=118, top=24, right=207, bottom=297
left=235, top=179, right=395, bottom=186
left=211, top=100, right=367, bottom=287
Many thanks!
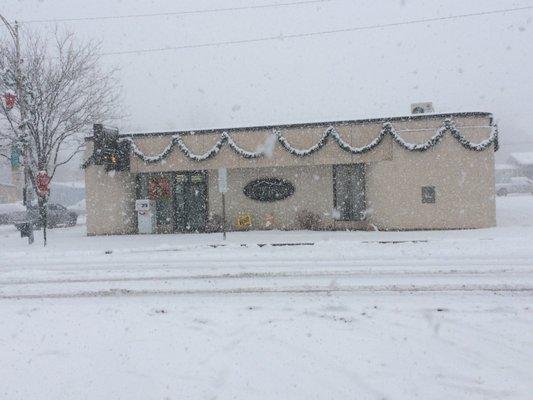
left=243, top=178, right=295, bottom=202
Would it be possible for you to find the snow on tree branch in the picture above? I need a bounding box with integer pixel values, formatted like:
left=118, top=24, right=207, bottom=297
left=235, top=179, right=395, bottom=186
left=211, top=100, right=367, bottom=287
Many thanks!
left=0, top=29, right=121, bottom=181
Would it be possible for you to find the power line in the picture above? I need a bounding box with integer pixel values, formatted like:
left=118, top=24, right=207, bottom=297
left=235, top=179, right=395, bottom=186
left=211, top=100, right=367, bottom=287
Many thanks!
left=95, top=5, right=533, bottom=56
left=18, top=0, right=334, bottom=24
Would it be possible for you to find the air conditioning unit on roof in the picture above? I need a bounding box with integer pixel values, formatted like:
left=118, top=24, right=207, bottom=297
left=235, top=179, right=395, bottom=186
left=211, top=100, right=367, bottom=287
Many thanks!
left=411, top=102, right=435, bottom=114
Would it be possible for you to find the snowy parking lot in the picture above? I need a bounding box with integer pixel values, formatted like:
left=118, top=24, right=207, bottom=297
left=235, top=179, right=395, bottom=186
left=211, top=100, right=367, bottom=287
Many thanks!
left=1, top=196, right=533, bottom=399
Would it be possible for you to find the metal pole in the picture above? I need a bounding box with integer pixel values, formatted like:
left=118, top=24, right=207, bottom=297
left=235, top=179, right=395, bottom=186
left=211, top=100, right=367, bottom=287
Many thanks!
left=221, top=193, right=227, bottom=240
left=14, top=21, right=34, bottom=244
left=0, top=15, right=33, bottom=244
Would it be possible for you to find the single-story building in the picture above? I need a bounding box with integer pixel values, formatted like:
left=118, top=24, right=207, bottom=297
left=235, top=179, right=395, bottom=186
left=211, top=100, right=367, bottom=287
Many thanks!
left=508, top=152, right=533, bottom=179
left=495, top=163, right=520, bottom=184
left=84, top=111, right=498, bottom=235
left=0, top=168, right=22, bottom=204
left=0, top=182, right=19, bottom=204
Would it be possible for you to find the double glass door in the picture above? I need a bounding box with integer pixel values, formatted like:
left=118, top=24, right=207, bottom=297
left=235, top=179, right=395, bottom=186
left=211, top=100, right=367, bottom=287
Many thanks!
left=137, top=171, right=208, bottom=233
left=175, top=172, right=208, bottom=232
left=333, top=164, right=366, bottom=221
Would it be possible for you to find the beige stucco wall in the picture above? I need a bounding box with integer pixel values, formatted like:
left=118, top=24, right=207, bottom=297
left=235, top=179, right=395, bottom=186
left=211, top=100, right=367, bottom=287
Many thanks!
left=84, top=113, right=496, bottom=235
left=208, top=165, right=336, bottom=231
left=367, top=135, right=495, bottom=230
left=85, top=142, right=137, bottom=235
left=129, top=122, right=393, bottom=172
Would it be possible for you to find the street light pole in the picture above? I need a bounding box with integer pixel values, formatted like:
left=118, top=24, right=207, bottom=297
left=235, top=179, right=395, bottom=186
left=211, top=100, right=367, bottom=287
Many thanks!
left=1, top=14, right=34, bottom=244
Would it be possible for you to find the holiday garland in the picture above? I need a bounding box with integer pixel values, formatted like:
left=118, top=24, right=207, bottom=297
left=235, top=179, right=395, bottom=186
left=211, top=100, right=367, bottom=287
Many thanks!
left=119, top=118, right=498, bottom=164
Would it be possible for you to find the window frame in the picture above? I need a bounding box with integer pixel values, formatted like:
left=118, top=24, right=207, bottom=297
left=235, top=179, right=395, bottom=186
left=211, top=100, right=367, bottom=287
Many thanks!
left=421, top=186, right=436, bottom=204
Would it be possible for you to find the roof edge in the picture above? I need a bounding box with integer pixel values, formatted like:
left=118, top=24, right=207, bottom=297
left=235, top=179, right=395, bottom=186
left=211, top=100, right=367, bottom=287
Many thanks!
left=85, top=111, right=493, bottom=141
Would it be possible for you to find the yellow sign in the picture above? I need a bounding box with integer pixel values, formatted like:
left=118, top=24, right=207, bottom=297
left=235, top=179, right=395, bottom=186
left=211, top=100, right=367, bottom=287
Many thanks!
left=191, top=174, right=205, bottom=183
left=236, top=213, right=252, bottom=229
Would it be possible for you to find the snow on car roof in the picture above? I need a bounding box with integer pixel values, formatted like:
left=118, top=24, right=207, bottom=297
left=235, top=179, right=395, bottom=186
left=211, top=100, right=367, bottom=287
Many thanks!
left=0, top=202, right=25, bottom=214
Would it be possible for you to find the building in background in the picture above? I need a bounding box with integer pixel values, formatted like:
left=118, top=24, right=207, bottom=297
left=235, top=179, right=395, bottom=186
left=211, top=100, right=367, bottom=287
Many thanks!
left=49, top=181, right=85, bottom=207
left=84, top=112, right=498, bottom=236
left=495, top=163, right=520, bottom=184
left=0, top=181, right=19, bottom=203
left=0, top=162, right=23, bottom=204
left=508, top=152, right=533, bottom=179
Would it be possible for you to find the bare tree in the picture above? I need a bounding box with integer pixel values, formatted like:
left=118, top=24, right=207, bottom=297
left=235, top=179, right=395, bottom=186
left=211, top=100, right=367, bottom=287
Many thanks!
left=0, top=29, right=120, bottom=245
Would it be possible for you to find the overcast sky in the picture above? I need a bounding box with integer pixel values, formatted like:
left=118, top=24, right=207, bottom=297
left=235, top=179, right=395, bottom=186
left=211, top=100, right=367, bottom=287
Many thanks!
left=2, top=0, right=533, bottom=161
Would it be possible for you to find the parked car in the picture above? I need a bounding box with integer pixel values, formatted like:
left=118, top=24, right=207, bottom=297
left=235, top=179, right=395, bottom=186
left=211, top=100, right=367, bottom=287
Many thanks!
left=496, top=176, right=533, bottom=196
left=13, top=203, right=78, bottom=230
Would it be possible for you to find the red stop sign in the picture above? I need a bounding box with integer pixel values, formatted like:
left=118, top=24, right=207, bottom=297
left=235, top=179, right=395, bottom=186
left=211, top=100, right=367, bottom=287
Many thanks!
left=36, top=171, right=50, bottom=196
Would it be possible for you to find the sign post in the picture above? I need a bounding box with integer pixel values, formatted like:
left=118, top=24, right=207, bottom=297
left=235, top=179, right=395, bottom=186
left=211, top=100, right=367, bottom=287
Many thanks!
left=35, top=171, right=51, bottom=246
left=218, top=168, right=228, bottom=240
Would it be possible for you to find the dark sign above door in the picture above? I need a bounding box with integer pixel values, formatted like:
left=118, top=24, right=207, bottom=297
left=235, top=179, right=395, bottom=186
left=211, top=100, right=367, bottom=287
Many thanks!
left=243, top=178, right=295, bottom=202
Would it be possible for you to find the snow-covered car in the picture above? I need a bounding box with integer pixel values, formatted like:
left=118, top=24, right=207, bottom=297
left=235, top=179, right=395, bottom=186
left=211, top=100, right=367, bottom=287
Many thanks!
left=13, top=203, right=78, bottom=230
left=496, top=176, right=533, bottom=196
left=68, top=198, right=86, bottom=215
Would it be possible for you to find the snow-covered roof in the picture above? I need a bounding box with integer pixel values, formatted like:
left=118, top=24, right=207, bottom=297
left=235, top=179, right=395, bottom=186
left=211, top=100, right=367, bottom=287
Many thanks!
left=51, top=181, right=85, bottom=189
left=495, top=163, right=518, bottom=170
left=509, top=152, right=533, bottom=166
left=85, top=111, right=493, bottom=139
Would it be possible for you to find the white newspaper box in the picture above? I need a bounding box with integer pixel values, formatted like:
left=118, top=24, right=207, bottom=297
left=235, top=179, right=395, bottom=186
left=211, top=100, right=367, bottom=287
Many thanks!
left=135, top=199, right=156, bottom=234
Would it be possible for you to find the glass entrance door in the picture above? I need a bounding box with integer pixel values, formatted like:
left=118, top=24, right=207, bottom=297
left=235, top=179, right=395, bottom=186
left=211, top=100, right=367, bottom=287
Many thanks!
left=174, top=172, right=208, bottom=232
left=148, top=173, right=174, bottom=233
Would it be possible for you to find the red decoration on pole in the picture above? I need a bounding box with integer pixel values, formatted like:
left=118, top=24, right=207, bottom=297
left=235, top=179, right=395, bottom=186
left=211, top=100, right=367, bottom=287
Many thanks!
left=3, top=92, right=16, bottom=110
left=36, top=171, right=50, bottom=197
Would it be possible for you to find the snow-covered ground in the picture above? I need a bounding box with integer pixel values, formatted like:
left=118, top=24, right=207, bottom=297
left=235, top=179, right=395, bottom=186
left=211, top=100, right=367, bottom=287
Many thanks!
left=1, top=196, right=532, bottom=399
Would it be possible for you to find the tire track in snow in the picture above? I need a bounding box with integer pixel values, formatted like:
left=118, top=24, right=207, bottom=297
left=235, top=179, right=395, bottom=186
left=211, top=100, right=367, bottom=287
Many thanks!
left=1, top=266, right=532, bottom=286
left=1, top=284, right=532, bottom=300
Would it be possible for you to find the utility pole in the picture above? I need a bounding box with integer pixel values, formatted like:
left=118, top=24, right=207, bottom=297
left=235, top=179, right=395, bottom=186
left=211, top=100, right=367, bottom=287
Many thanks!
left=1, top=14, right=34, bottom=244
left=218, top=168, right=228, bottom=241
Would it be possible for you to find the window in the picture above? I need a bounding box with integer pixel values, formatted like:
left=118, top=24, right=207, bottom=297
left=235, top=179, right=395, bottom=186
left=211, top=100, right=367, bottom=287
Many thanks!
left=333, top=164, right=366, bottom=221
left=243, top=178, right=295, bottom=202
left=422, top=186, right=436, bottom=203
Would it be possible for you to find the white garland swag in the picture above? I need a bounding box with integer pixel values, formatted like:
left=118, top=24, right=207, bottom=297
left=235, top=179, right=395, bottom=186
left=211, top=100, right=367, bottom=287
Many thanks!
left=121, top=119, right=499, bottom=164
